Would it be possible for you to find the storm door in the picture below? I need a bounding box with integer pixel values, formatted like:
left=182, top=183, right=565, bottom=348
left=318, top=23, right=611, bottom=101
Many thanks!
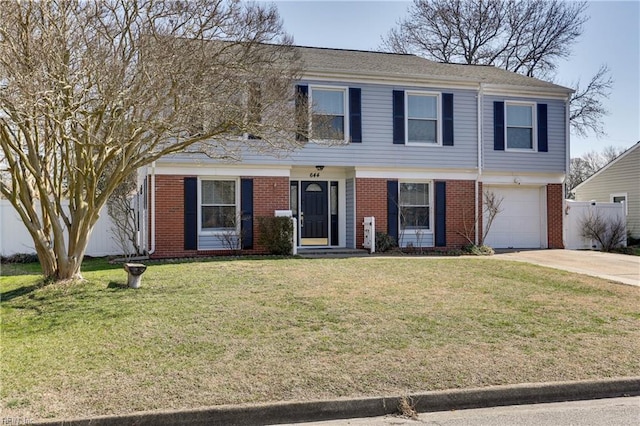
left=300, top=181, right=328, bottom=245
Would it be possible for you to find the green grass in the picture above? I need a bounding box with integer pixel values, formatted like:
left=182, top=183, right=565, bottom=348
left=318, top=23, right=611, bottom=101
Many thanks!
left=1, top=257, right=639, bottom=420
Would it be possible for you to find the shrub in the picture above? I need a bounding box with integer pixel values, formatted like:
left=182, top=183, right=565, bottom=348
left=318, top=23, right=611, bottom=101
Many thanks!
left=0, top=253, right=40, bottom=264
left=257, top=216, right=294, bottom=255
left=375, top=232, right=397, bottom=252
left=580, top=212, right=626, bottom=252
left=462, top=244, right=495, bottom=256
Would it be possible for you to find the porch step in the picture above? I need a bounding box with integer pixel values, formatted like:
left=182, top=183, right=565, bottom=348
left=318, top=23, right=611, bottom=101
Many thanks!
left=297, top=248, right=371, bottom=258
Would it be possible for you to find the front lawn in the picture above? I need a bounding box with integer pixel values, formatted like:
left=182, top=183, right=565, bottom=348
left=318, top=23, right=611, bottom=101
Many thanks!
left=1, top=257, right=639, bottom=420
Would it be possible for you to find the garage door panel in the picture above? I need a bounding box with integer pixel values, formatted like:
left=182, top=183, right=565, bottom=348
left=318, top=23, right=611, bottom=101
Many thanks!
left=484, top=186, right=545, bottom=249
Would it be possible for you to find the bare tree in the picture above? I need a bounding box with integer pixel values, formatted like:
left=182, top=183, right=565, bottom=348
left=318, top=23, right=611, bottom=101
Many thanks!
left=569, top=65, right=613, bottom=137
left=382, top=0, right=611, bottom=137
left=580, top=210, right=626, bottom=251
left=107, top=172, right=142, bottom=259
left=456, top=189, right=502, bottom=249
left=481, top=190, right=503, bottom=245
left=0, top=0, right=304, bottom=281
left=567, top=145, right=625, bottom=197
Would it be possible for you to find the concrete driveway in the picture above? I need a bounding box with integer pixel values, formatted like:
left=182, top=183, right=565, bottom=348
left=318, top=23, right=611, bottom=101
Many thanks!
left=493, top=249, right=640, bottom=287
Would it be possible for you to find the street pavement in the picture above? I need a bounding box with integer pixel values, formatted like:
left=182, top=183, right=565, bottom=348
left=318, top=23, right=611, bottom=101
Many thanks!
left=283, top=396, right=640, bottom=425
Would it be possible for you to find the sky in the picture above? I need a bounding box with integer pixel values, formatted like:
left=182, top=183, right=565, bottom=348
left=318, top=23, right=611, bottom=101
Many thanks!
left=267, top=0, right=640, bottom=158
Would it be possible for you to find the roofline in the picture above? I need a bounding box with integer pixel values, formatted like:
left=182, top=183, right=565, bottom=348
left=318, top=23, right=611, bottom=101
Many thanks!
left=300, top=70, right=572, bottom=98
left=572, top=141, right=640, bottom=192
left=295, top=45, right=573, bottom=95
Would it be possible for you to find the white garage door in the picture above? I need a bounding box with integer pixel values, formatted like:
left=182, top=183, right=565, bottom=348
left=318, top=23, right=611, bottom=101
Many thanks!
left=484, top=186, right=546, bottom=249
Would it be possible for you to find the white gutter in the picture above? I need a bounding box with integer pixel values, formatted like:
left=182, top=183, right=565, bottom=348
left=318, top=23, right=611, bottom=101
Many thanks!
left=564, top=95, right=571, bottom=248
left=149, top=161, right=157, bottom=255
left=476, top=83, right=484, bottom=245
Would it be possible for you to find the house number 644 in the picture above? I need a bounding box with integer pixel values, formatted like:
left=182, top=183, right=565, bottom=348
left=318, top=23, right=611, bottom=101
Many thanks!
left=309, top=172, right=321, bottom=178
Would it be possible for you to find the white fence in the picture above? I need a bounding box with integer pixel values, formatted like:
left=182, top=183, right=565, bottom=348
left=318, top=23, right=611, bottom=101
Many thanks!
left=0, top=200, right=126, bottom=257
left=564, top=200, right=626, bottom=250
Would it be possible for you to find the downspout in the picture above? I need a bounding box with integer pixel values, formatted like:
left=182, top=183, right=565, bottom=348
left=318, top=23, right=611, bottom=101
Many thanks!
left=476, top=83, right=484, bottom=245
left=148, top=161, right=157, bottom=255
left=564, top=95, right=571, bottom=248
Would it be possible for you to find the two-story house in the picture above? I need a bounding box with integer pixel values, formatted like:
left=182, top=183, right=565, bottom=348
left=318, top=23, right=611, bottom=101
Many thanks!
left=144, top=46, right=571, bottom=258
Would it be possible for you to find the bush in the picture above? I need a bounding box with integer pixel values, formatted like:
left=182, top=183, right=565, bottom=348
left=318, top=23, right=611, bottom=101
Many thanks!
left=257, top=216, right=294, bottom=255
left=375, top=232, right=397, bottom=252
left=0, top=253, right=40, bottom=264
left=580, top=212, right=626, bottom=252
left=462, top=244, right=494, bottom=256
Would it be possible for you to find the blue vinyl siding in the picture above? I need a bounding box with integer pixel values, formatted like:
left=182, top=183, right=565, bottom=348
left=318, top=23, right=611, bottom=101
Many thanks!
left=165, top=83, right=566, bottom=176
left=483, top=96, right=566, bottom=173
left=237, top=81, right=479, bottom=169
left=199, top=235, right=239, bottom=250
left=345, top=178, right=355, bottom=248
left=399, top=232, right=434, bottom=248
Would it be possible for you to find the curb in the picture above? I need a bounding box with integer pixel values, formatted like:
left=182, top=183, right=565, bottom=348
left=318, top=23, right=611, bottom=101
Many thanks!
left=35, top=377, right=640, bottom=426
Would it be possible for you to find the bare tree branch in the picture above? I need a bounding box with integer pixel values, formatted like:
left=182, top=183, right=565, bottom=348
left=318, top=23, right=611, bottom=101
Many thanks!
left=0, top=0, right=303, bottom=281
left=569, top=64, right=613, bottom=138
left=381, top=0, right=612, bottom=137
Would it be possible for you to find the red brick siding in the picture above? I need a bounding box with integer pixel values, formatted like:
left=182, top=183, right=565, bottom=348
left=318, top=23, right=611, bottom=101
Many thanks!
left=355, top=178, right=388, bottom=248
left=251, top=176, right=290, bottom=253
left=354, top=178, right=479, bottom=250
left=152, top=175, right=191, bottom=258
left=547, top=183, right=564, bottom=248
left=444, top=179, right=478, bottom=249
left=151, top=175, right=289, bottom=258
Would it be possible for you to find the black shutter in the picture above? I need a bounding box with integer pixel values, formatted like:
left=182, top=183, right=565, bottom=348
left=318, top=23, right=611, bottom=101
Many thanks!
left=295, top=85, right=308, bottom=142
left=184, top=177, right=198, bottom=250
left=494, top=101, right=505, bottom=151
left=435, top=181, right=446, bottom=247
left=442, top=93, right=454, bottom=146
left=349, top=88, right=362, bottom=143
left=537, top=103, right=548, bottom=152
left=392, top=90, right=405, bottom=144
left=241, top=178, right=253, bottom=250
left=387, top=180, right=399, bottom=242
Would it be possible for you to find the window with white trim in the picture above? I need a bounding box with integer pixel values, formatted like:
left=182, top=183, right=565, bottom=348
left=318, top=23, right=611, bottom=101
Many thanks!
left=611, top=193, right=628, bottom=215
left=200, top=180, right=237, bottom=232
left=406, top=92, right=440, bottom=144
left=506, top=102, right=536, bottom=150
left=310, top=87, right=347, bottom=141
left=399, top=182, right=431, bottom=230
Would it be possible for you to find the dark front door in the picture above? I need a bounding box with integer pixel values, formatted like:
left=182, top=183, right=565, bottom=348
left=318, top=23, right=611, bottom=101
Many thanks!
left=301, top=181, right=328, bottom=245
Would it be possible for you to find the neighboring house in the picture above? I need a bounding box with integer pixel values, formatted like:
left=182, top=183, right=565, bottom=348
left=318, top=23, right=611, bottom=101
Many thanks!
left=144, top=46, right=572, bottom=258
left=573, top=142, right=640, bottom=239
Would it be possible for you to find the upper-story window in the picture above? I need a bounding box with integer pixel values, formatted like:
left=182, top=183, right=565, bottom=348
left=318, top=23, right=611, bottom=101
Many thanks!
left=393, top=91, right=453, bottom=146
left=200, top=179, right=237, bottom=232
left=406, top=92, right=440, bottom=145
left=506, top=102, right=536, bottom=150
left=310, top=87, right=348, bottom=141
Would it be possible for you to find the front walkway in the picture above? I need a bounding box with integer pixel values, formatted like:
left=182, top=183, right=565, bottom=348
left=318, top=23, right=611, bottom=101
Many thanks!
left=493, top=249, right=640, bottom=287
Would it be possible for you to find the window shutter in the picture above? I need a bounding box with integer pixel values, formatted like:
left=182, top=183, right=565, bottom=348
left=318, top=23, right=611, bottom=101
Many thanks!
left=349, top=87, right=362, bottom=143
left=537, top=103, right=548, bottom=152
left=387, top=180, right=399, bottom=242
left=442, top=93, right=454, bottom=146
left=295, top=85, right=308, bottom=142
left=494, top=101, right=505, bottom=151
left=392, top=90, right=405, bottom=144
left=241, top=178, right=253, bottom=250
left=184, top=177, right=198, bottom=250
left=435, top=181, right=446, bottom=247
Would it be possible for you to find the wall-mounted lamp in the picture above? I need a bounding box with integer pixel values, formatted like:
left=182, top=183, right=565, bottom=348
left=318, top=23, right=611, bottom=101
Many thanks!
left=315, top=165, right=324, bottom=171
left=513, top=177, right=521, bottom=185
